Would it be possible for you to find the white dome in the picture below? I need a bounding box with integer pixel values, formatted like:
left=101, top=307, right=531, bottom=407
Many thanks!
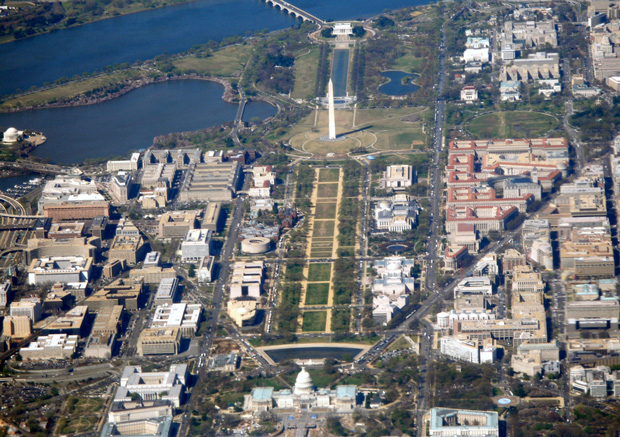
left=294, top=367, right=314, bottom=395
left=3, top=127, right=22, bottom=143
left=387, top=261, right=400, bottom=271
left=237, top=307, right=247, bottom=314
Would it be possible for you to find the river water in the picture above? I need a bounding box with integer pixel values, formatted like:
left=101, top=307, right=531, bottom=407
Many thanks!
left=0, top=0, right=428, bottom=165
left=0, top=0, right=425, bottom=97
left=0, top=80, right=276, bottom=164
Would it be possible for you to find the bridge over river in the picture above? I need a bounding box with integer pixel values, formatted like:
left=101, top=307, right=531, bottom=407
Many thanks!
left=262, top=0, right=325, bottom=25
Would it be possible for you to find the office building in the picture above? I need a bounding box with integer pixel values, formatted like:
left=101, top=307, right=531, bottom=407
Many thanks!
left=154, top=278, right=179, bottom=306
left=151, top=303, right=201, bottom=338
left=180, top=229, right=212, bottom=262
left=27, top=256, right=93, bottom=285
left=428, top=408, right=499, bottom=437
left=10, top=298, right=42, bottom=322
left=20, top=334, right=78, bottom=360
left=136, top=327, right=181, bottom=356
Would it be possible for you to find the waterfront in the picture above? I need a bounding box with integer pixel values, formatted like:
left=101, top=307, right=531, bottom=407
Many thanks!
left=0, top=80, right=276, bottom=165
left=0, top=0, right=427, bottom=97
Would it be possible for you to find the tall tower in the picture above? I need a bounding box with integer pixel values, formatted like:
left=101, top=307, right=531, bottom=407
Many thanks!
left=328, top=79, right=336, bottom=140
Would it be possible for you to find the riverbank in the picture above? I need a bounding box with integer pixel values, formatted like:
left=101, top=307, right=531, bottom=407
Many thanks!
left=0, top=74, right=237, bottom=114
left=0, top=0, right=196, bottom=46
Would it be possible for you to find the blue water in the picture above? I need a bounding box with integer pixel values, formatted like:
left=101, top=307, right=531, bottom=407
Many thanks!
left=331, top=49, right=350, bottom=97
left=264, top=346, right=363, bottom=363
left=0, top=0, right=429, bottom=97
left=0, top=80, right=276, bottom=164
left=378, top=70, right=420, bottom=96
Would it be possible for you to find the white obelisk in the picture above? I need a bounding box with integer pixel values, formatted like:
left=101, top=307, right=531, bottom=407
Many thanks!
left=328, top=78, right=336, bottom=140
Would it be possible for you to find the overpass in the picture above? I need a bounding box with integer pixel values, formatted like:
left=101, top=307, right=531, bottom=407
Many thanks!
left=262, top=0, right=325, bottom=25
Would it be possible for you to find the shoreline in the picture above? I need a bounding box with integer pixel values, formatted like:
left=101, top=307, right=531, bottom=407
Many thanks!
left=0, top=0, right=199, bottom=46
left=0, top=75, right=239, bottom=114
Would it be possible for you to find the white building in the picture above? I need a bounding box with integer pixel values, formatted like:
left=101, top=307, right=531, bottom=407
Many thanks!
left=374, top=194, right=419, bottom=232
left=333, top=22, right=353, bottom=36
left=27, top=256, right=93, bottom=285
left=454, top=276, right=494, bottom=298
left=107, top=153, right=141, bottom=172
left=372, top=294, right=409, bottom=324
left=380, top=165, right=415, bottom=190
left=230, top=261, right=263, bottom=299
left=197, top=256, right=215, bottom=283
left=500, top=80, right=521, bottom=101
left=114, top=365, right=187, bottom=408
left=472, top=253, right=498, bottom=277
left=372, top=257, right=416, bottom=323
left=244, top=368, right=357, bottom=413
left=10, top=298, right=42, bottom=322
left=463, top=37, right=490, bottom=63
left=2, top=127, right=23, bottom=144
left=151, top=303, right=201, bottom=338
left=180, top=229, right=212, bottom=262
left=429, top=408, right=499, bottom=436
left=0, top=280, right=11, bottom=307
left=154, top=278, right=179, bottom=306
left=249, top=165, right=276, bottom=198
left=460, top=86, right=479, bottom=102
left=20, top=334, right=78, bottom=360
left=440, top=336, right=497, bottom=364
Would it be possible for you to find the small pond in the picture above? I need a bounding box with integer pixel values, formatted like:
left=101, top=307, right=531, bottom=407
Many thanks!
left=379, top=70, right=420, bottom=96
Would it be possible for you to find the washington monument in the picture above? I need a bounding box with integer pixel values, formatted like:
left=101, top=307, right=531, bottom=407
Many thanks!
left=328, top=78, right=336, bottom=140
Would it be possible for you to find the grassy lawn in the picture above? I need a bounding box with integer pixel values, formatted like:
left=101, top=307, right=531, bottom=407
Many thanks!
left=283, top=367, right=340, bottom=387
left=466, top=111, right=560, bottom=139
left=173, top=44, right=253, bottom=77
left=391, top=46, right=425, bottom=73
left=219, top=392, right=245, bottom=406
left=310, top=249, right=334, bottom=258
left=307, top=263, right=332, bottom=281
left=305, top=283, right=330, bottom=305
left=57, top=397, right=104, bottom=435
left=281, top=107, right=429, bottom=156
left=318, top=168, right=341, bottom=182
left=376, top=129, right=427, bottom=150
left=302, top=311, right=327, bottom=332
left=388, top=336, right=413, bottom=351
left=0, top=70, right=142, bottom=110
left=312, top=220, right=335, bottom=237
left=315, top=202, right=337, bottom=219
left=291, top=46, right=320, bottom=100
left=317, top=183, right=339, bottom=198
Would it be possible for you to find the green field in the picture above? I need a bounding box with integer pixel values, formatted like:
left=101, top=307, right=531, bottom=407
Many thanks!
left=317, top=183, right=339, bottom=198
left=302, top=311, right=327, bottom=332
left=307, top=263, right=332, bottom=281
left=310, top=249, right=334, bottom=258
left=305, top=283, right=330, bottom=305
left=318, top=168, right=341, bottom=182
left=0, top=70, right=142, bottom=110
left=312, top=220, right=335, bottom=237
left=391, top=46, right=425, bottom=73
left=291, top=46, right=320, bottom=100
left=466, top=111, right=560, bottom=139
left=173, top=44, right=253, bottom=77
left=315, top=202, right=337, bottom=219
left=57, top=397, right=104, bottom=435
left=282, top=107, right=429, bottom=155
